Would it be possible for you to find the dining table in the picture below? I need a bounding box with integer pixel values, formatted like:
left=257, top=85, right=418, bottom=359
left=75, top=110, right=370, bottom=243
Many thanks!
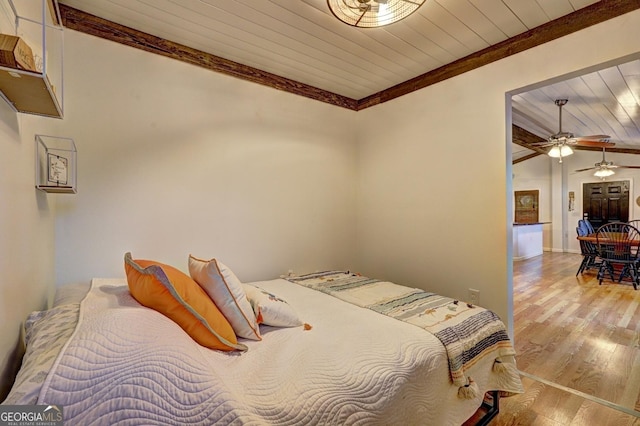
left=577, top=232, right=640, bottom=287
left=576, top=233, right=640, bottom=246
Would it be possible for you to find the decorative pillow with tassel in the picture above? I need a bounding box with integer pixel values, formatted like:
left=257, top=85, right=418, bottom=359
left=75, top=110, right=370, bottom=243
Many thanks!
left=243, top=284, right=304, bottom=328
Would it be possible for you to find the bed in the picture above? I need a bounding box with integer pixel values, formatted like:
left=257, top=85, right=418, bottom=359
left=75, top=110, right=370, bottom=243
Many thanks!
left=2, top=255, right=523, bottom=425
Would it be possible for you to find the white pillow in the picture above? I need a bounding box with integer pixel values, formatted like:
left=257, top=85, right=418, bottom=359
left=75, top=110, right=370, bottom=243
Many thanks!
left=243, top=284, right=303, bottom=327
left=188, top=256, right=261, bottom=340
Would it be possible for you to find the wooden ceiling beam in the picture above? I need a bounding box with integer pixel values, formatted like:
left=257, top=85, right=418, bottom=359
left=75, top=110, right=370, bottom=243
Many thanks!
left=358, top=0, right=640, bottom=110
left=58, top=4, right=358, bottom=110
left=512, top=124, right=548, bottom=164
left=512, top=125, right=549, bottom=154
left=58, top=1, right=640, bottom=111
left=513, top=152, right=543, bottom=164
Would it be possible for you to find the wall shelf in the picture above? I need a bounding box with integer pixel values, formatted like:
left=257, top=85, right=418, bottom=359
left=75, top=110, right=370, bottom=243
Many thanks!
left=0, top=0, right=64, bottom=118
left=0, top=67, right=61, bottom=117
left=35, top=134, right=77, bottom=194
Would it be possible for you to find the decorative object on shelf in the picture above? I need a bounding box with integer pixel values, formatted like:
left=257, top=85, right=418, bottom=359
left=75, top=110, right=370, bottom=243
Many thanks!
left=0, top=34, right=36, bottom=71
left=35, top=135, right=77, bottom=194
left=0, top=0, right=64, bottom=118
left=327, top=0, right=426, bottom=28
left=47, top=153, right=68, bottom=185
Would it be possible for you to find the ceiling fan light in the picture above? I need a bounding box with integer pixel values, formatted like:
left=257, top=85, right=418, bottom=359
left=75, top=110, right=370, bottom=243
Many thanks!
left=594, top=168, right=615, bottom=178
left=547, top=146, right=561, bottom=158
left=560, top=144, right=574, bottom=156
left=327, top=0, right=426, bottom=28
left=547, top=144, right=573, bottom=158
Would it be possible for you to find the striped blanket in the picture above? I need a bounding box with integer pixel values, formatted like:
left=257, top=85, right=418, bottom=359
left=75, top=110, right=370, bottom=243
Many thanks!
left=287, top=271, right=517, bottom=398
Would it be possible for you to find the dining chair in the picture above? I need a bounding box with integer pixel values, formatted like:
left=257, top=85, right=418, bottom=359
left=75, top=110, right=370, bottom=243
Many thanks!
left=582, top=218, right=596, bottom=234
left=577, top=219, right=592, bottom=236
left=576, top=225, right=601, bottom=276
left=595, top=222, right=640, bottom=289
left=628, top=219, right=640, bottom=230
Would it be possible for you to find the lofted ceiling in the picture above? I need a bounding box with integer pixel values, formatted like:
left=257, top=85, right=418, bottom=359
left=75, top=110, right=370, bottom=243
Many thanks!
left=56, top=0, right=640, bottom=158
left=512, top=59, right=640, bottom=162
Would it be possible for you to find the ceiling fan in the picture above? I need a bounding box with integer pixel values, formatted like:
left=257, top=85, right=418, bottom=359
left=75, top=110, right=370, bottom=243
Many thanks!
left=530, top=99, right=614, bottom=163
left=574, top=147, right=640, bottom=178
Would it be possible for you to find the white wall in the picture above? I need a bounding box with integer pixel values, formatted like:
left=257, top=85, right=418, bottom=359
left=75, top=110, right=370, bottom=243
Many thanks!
left=355, top=10, right=640, bottom=322
left=513, top=156, right=552, bottom=250
left=0, top=0, right=58, bottom=399
left=0, top=105, right=58, bottom=398
left=53, top=30, right=359, bottom=285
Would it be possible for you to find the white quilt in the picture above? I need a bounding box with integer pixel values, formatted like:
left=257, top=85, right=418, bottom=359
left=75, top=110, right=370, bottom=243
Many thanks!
left=37, top=278, right=521, bottom=425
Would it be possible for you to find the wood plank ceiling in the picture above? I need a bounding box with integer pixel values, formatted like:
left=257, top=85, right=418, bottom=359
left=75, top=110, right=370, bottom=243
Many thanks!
left=512, top=59, right=640, bottom=161
left=57, top=0, right=640, bottom=159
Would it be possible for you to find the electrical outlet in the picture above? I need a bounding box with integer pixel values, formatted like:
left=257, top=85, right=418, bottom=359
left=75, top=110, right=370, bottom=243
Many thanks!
left=468, top=288, right=480, bottom=305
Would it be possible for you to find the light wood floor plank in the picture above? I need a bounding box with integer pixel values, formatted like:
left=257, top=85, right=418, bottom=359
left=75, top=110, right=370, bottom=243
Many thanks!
left=468, top=252, right=640, bottom=425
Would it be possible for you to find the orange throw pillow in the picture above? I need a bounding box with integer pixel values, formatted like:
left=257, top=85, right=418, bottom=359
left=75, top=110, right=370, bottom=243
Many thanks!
left=124, top=252, right=246, bottom=352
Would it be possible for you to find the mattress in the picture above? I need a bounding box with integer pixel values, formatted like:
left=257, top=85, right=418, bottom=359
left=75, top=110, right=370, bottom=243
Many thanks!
left=5, top=277, right=522, bottom=425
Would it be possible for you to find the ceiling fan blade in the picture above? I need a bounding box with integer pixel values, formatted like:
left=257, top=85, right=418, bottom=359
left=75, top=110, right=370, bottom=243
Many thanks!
left=572, top=140, right=615, bottom=148
left=618, top=165, right=640, bottom=169
left=576, top=134, right=611, bottom=140
left=527, top=141, right=554, bottom=146
left=574, top=167, right=596, bottom=172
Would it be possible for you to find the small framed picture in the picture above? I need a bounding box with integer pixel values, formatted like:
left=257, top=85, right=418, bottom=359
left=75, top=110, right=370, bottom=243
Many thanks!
left=47, top=153, right=68, bottom=185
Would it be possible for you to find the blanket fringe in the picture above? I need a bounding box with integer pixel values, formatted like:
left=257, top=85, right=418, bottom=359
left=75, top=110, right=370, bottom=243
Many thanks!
left=493, top=358, right=507, bottom=374
left=458, top=377, right=478, bottom=399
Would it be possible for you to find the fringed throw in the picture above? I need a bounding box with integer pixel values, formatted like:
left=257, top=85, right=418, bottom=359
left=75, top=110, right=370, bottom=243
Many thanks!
left=493, top=358, right=508, bottom=374
left=458, top=377, right=479, bottom=399
left=287, top=271, right=518, bottom=399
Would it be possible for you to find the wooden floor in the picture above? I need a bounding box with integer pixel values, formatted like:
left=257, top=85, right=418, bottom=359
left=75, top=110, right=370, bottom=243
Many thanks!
left=473, top=252, right=640, bottom=425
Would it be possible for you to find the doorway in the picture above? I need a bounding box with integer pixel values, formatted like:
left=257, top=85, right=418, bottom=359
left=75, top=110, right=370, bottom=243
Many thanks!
left=583, top=180, right=630, bottom=229
left=508, top=57, right=640, bottom=416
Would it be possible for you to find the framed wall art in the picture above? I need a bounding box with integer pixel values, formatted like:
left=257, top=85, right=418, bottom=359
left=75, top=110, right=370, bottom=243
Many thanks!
left=47, top=152, right=68, bottom=185
left=35, top=134, right=77, bottom=193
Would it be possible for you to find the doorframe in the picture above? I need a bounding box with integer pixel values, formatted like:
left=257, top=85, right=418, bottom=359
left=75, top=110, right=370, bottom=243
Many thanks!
left=505, top=98, right=514, bottom=339
left=504, top=54, right=640, bottom=342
